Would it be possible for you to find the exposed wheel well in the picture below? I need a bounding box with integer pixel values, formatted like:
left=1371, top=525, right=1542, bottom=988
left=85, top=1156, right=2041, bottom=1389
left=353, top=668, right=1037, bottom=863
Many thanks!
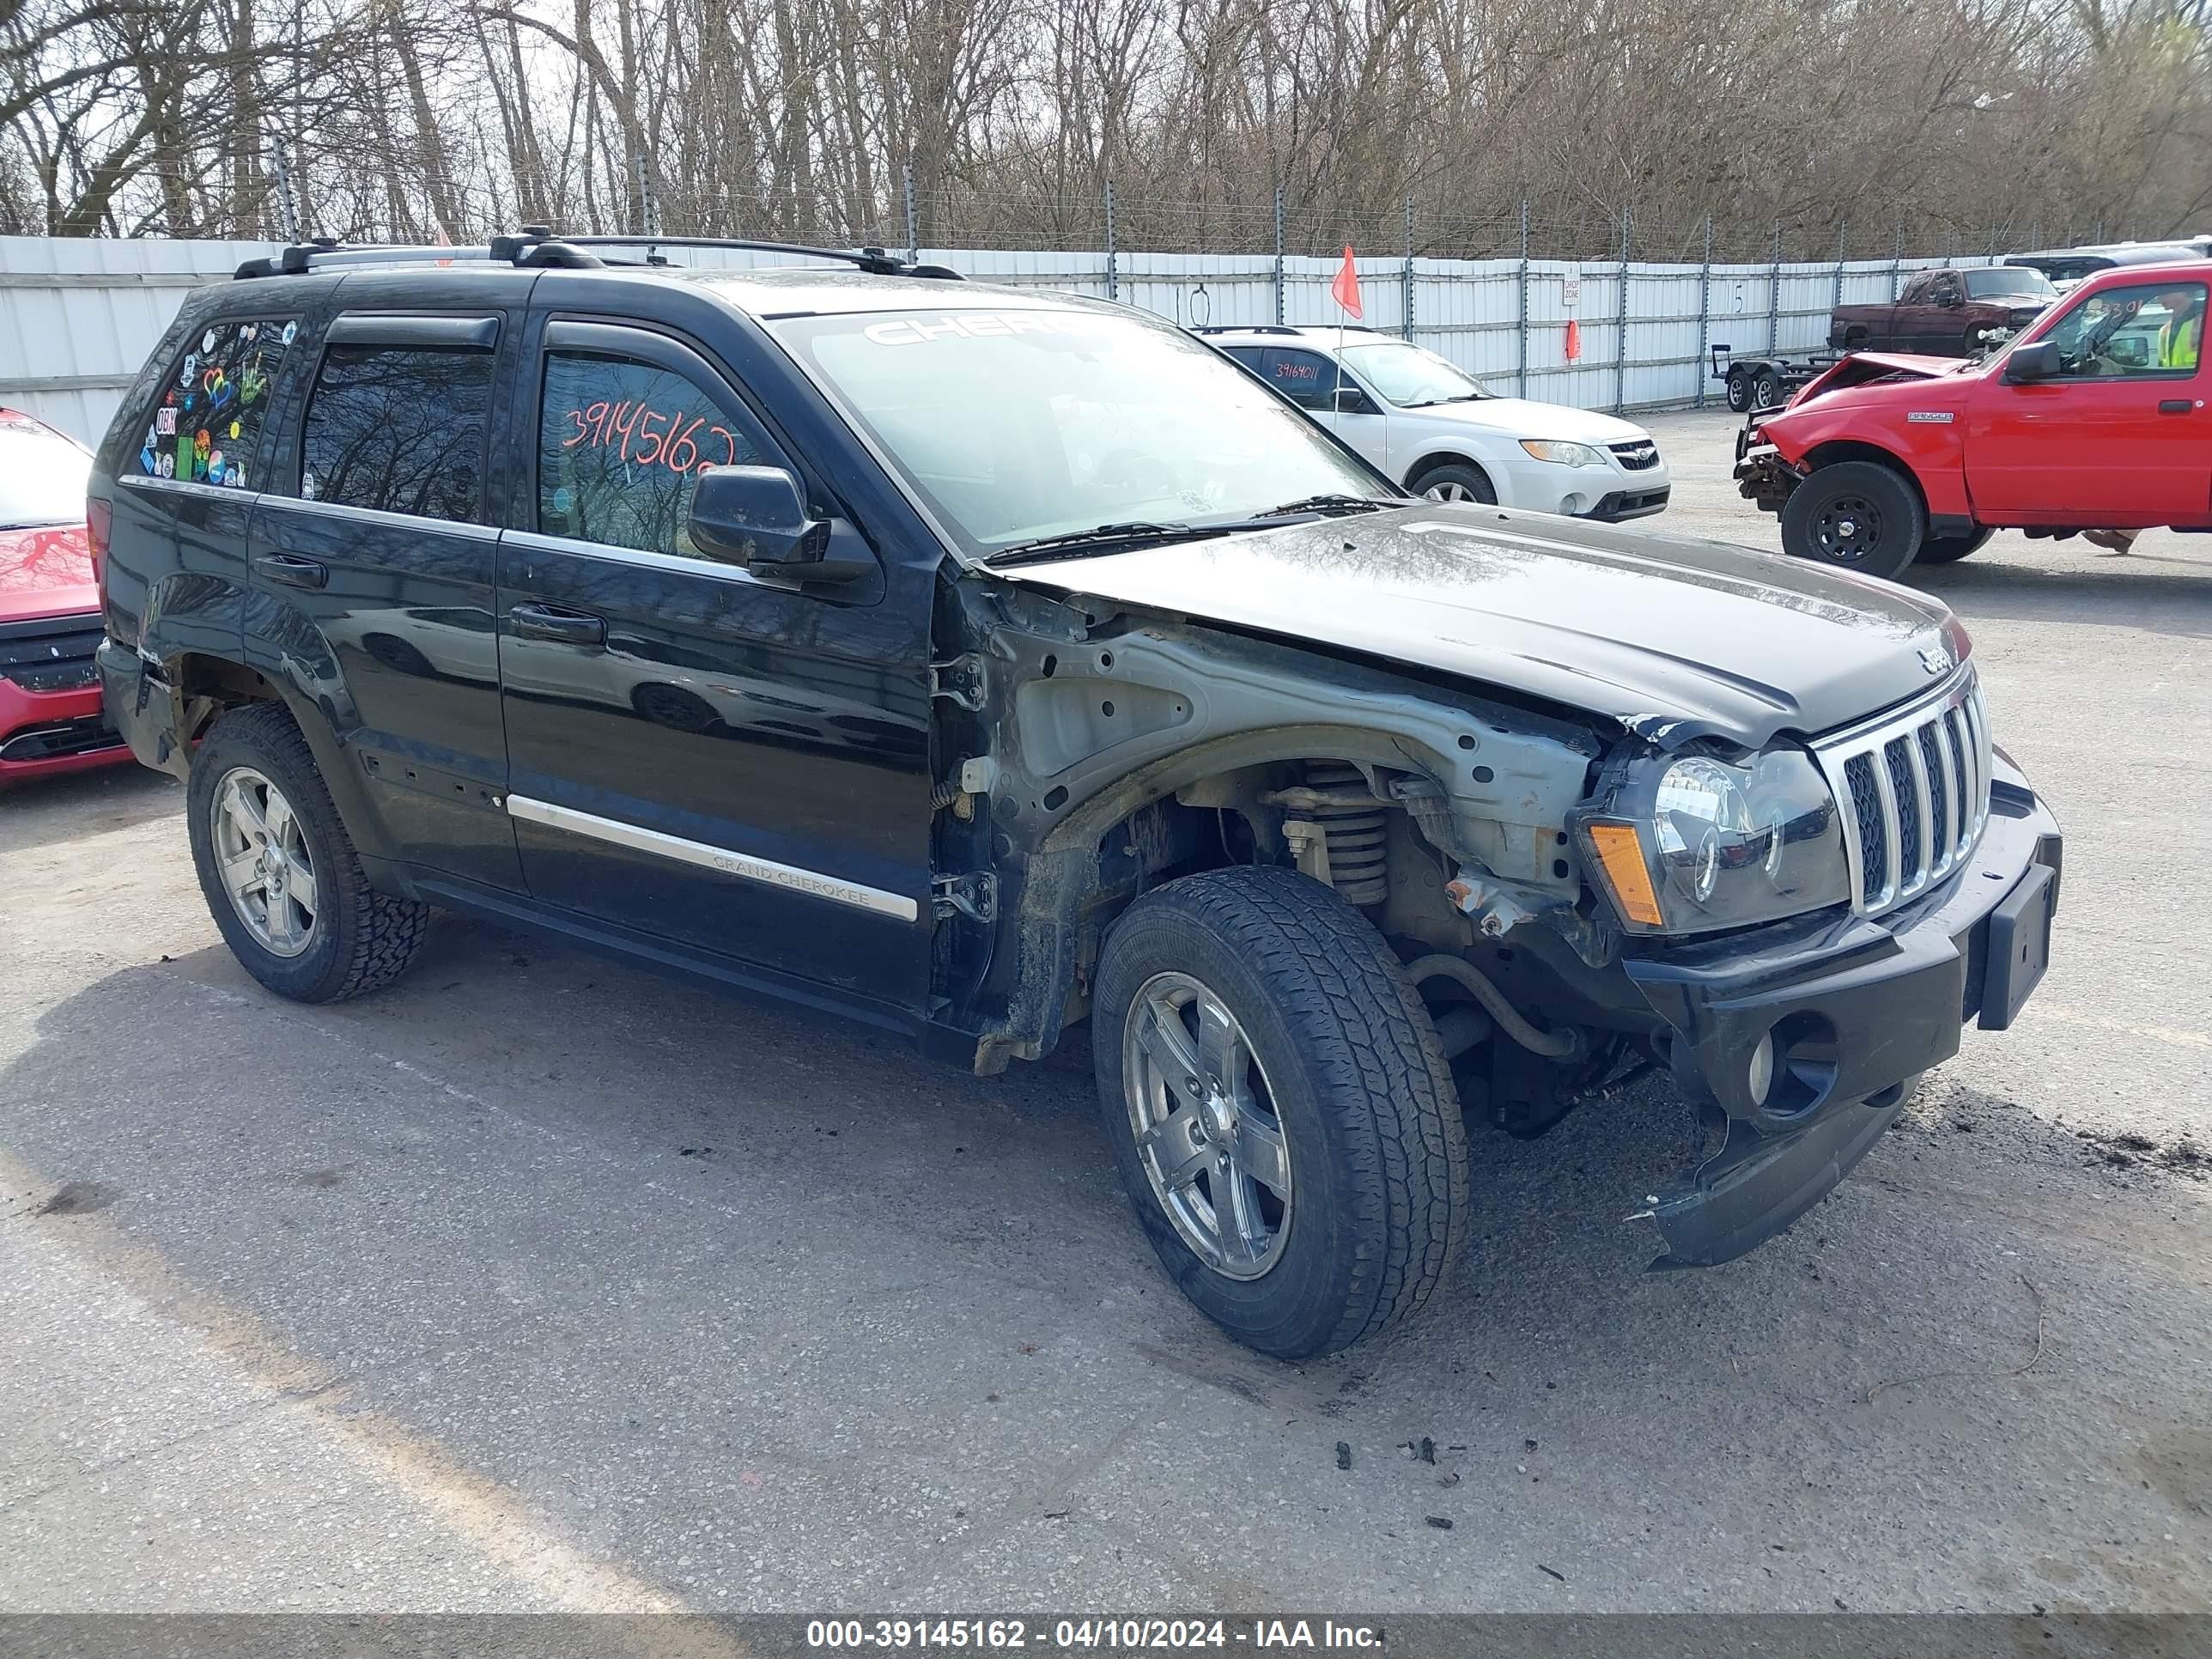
left=172, top=653, right=285, bottom=745
left=1802, top=441, right=1926, bottom=510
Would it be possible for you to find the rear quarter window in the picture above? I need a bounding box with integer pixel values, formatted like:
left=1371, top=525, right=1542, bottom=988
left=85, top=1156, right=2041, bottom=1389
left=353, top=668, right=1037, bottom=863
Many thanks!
left=131, top=317, right=299, bottom=488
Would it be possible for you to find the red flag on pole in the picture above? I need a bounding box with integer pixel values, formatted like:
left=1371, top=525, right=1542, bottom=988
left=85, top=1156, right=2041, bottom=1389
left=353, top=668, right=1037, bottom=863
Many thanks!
left=1331, top=246, right=1364, bottom=320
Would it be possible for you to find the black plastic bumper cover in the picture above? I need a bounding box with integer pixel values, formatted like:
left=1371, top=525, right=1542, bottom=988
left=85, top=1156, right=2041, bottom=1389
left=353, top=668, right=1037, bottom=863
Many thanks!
left=98, top=639, right=190, bottom=780
left=1623, top=762, right=2062, bottom=1270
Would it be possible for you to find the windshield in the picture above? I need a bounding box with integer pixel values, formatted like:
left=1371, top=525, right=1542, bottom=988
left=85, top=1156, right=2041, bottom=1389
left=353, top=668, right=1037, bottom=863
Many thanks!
left=768, top=307, right=1384, bottom=554
left=1337, top=341, right=1493, bottom=407
left=2018, top=258, right=2106, bottom=285
left=0, top=417, right=91, bottom=528
left=1967, top=267, right=2058, bottom=301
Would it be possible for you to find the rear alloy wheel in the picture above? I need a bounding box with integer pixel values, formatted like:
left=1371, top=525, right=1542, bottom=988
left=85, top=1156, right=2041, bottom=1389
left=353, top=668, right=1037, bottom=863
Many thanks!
left=1416, top=463, right=1497, bottom=505
left=1780, top=459, right=1926, bottom=581
left=1092, top=865, right=1469, bottom=1358
left=187, top=703, right=431, bottom=1002
left=1751, top=368, right=1782, bottom=410
left=1915, top=526, right=1995, bottom=565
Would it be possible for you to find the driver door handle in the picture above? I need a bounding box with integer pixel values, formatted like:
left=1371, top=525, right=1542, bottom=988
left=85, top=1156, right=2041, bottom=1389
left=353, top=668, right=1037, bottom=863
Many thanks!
left=508, top=602, right=606, bottom=647
left=2159, top=399, right=2194, bottom=414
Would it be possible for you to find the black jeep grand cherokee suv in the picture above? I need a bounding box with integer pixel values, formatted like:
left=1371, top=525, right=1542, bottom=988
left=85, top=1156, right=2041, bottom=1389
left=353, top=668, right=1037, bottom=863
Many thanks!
left=93, top=233, right=2062, bottom=1358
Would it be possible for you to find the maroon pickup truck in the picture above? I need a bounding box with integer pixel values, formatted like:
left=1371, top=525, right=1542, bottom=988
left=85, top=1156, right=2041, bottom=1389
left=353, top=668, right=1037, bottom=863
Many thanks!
left=1829, top=265, right=2057, bottom=356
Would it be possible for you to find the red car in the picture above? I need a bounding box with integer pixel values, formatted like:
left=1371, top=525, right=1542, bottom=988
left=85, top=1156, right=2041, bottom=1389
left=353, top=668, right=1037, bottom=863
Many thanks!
left=1, top=408, right=129, bottom=783
left=1737, top=258, right=2212, bottom=580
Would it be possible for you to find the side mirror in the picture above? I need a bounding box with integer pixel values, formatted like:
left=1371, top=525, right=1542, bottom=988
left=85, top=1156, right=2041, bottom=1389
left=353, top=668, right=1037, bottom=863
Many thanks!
left=2003, top=340, right=2063, bottom=384
left=1335, top=385, right=1381, bottom=416
left=689, top=465, right=826, bottom=566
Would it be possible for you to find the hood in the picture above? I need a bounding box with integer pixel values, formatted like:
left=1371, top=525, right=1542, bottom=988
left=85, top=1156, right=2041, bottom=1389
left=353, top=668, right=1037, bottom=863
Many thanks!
left=0, top=523, right=96, bottom=622
left=1415, top=397, right=1650, bottom=445
left=1789, top=350, right=1960, bottom=407
left=994, top=506, right=1956, bottom=748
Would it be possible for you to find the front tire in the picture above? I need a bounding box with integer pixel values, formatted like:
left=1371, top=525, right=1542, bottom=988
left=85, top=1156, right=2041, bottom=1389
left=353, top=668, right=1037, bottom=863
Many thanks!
left=1780, top=459, right=1926, bottom=580
left=187, top=704, right=431, bottom=1003
left=1414, top=463, right=1497, bottom=505
left=1916, top=526, right=1994, bottom=565
left=1092, top=866, right=1470, bottom=1358
left=1724, top=368, right=1751, bottom=412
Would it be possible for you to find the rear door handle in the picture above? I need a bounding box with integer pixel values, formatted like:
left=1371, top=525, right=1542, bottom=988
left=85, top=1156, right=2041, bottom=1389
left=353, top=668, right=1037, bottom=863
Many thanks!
left=253, top=553, right=327, bottom=589
left=2160, top=399, right=2195, bottom=414
left=508, top=602, right=606, bottom=647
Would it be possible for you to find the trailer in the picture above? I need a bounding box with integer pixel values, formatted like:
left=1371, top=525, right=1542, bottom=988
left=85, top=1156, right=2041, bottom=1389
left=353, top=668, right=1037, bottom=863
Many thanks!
left=1710, top=343, right=1840, bottom=413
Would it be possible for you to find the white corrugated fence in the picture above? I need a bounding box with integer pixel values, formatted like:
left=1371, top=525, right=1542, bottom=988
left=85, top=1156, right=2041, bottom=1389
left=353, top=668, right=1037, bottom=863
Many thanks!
left=0, top=234, right=1984, bottom=445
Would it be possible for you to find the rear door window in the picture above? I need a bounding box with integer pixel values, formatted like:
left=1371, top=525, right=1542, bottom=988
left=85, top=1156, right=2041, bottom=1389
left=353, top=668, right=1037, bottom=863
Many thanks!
left=300, top=346, right=495, bottom=523
left=1257, top=348, right=1340, bottom=410
left=536, top=350, right=775, bottom=561
left=133, top=317, right=298, bottom=488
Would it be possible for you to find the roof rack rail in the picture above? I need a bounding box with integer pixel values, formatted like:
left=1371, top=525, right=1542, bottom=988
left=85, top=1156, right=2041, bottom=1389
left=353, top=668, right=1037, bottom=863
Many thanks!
left=556, top=234, right=964, bottom=280
left=234, top=227, right=963, bottom=282
left=1190, top=324, right=1313, bottom=337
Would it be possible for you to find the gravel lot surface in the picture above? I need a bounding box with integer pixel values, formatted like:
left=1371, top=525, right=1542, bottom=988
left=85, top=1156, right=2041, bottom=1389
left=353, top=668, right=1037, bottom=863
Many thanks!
left=3, top=406, right=2207, bottom=1616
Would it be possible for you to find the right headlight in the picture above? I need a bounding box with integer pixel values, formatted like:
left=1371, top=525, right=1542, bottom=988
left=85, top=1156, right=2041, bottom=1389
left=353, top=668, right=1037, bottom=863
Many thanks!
left=1577, top=746, right=1850, bottom=935
left=1519, top=439, right=1605, bottom=467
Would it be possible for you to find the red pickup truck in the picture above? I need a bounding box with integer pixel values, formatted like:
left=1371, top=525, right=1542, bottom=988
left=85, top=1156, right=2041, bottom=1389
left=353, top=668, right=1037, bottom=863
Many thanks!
left=1828, top=265, right=2056, bottom=356
left=1739, top=259, right=2212, bottom=579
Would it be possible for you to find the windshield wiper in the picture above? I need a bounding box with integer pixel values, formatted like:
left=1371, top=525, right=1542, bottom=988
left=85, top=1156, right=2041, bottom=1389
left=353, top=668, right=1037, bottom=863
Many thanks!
left=984, top=521, right=1235, bottom=567
left=1403, top=392, right=1486, bottom=407
left=1254, top=493, right=1395, bottom=519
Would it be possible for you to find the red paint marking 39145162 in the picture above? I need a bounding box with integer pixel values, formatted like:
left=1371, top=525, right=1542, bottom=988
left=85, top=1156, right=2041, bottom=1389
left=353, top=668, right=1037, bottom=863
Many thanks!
left=564, top=400, right=741, bottom=473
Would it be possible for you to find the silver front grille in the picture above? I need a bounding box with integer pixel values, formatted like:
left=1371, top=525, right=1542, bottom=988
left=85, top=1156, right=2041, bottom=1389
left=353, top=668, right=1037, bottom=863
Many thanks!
left=1813, top=670, right=1991, bottom=915
left=1609, top=440, right=1661, bottom=471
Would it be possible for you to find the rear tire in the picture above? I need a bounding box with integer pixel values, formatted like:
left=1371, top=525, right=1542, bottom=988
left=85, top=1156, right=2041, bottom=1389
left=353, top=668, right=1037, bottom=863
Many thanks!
left=1780, top=459, right=1926, bottom=581
left=1413, top=462, right=1497, bottom=506
left=1916, top=526, right=1994, bottom=565
left=1751, top=368, right=1782, bottom=409
left=1092, top=866, right=1470, bottom=1358
left=187, top=703, right=431, bottom=1003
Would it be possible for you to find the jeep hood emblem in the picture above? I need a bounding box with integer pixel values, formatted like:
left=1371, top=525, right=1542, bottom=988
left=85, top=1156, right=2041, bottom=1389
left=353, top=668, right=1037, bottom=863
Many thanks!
left=1919, top=644, right=1953, bottom=675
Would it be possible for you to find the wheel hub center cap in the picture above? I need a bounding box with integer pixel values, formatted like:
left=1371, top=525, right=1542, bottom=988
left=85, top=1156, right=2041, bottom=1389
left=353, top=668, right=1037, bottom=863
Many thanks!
left=1838, top=518, right=1857, bottom=538
left=1201, top=1091, right=1237, bottom=1142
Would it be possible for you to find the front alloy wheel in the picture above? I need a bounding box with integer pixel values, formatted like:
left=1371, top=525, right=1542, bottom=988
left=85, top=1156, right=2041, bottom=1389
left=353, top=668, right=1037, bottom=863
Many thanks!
left=1092, top=865, right=1469, bottom=1358
left=1123, top=970, right=1293, bottom=1279
left=210, top=766, right=320, bottom=957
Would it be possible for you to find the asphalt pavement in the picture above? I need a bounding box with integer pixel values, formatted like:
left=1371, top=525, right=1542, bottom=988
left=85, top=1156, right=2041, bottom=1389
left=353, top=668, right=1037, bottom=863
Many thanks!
left=3, top=407, right=2208, bottom=1617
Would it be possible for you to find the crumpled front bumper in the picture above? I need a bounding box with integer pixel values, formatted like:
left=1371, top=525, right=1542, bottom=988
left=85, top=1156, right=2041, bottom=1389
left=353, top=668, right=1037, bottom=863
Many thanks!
left=1620, top=753, right=2061, bottom=1269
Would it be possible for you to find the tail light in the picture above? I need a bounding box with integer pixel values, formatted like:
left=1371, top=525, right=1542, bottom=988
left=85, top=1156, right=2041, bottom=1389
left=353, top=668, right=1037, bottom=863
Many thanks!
left=86, top=495, right=111, bottom=597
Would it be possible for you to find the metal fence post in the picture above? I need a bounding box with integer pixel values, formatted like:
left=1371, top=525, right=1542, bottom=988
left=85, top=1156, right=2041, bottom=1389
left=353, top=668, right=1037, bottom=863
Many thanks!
left=1613, top=209, right=1630, bottom=413
left=1893, top=220, right=1904, bottom=300
left=1695, top=216, right=1712, bottom=410
left=1516, top=198, right=1529, bottom=400
left=633, top=154, right=661, bottom=248
left=1402, top=196, right=1414, bottom=341
left=902, top=165, right=919, bottom=264
left=1103, top=179, right=1117, bottom=301
left=1832, top=220, right=1848, bottom=314
left=1273, top=186, right=1285, bottom=325
left=267, top=140, right=301, bottom=242
left=1767, top=220, right=1781, bottom=355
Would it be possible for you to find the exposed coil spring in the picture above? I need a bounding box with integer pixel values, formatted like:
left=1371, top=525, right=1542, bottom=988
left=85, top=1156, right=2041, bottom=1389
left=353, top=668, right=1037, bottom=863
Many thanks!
left=1304, top=761, right=1390, bottom=906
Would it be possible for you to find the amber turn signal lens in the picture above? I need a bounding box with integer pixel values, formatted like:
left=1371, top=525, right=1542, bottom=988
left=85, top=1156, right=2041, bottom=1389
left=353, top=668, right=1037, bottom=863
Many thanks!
left=1588, top=823, right=1664, bottom=927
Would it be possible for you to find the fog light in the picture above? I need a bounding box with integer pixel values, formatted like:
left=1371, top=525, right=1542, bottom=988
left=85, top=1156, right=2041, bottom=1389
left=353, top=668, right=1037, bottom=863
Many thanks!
left=1747, top=1030, right=1776, bottom=1106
